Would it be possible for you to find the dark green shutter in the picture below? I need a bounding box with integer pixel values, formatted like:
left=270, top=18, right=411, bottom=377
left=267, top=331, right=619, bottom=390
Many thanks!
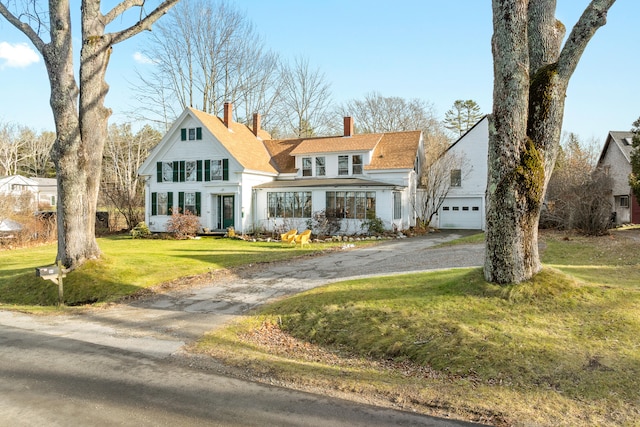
left=222, top=158, right=229, bottom=181
left=196, top=160, right=203, bottom=181
left=204, top=160, right=211, bottom=182
left=178, top=192, right=185, bottom=214
left=196, top=127, right=202, bottom=140
left=181, top=128, right=186, bottom=141
left=156, top=162, right=162, bottom=182
left=172, top=161, right=179, bottom=182
left=179, top=160, right=186, bottom=182
left=167, top=192, right=174, bottom=215
left=151, top=192, right=157, bottom=215
left=195, top=192, right=201, bottom=216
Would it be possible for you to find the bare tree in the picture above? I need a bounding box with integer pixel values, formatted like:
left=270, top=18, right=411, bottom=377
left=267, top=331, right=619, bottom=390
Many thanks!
left=486, top=0, right=616, bottom=284
left=0, top=0, right=178, bottom=269
left=337, top=92, right=442, bottom=136
left=20, top=130, right=56, bottom=177
left=541, top=132, right=607, bottom=231
left=133, top=0, right=282, bottom=131
left=443, top=99, right=483, bottom=137
left=0, top=122, right=28, bottom=176
left=415, top=133, right=470, bottom=227
left=101, top=124, right=161, bottom=229
left=278, top=56, right=333, bottom=137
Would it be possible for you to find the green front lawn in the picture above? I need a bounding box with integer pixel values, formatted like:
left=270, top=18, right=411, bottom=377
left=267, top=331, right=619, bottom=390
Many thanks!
left=0, top=235, right=346, bottom=308
left=194, top=229, right=640, bottom=426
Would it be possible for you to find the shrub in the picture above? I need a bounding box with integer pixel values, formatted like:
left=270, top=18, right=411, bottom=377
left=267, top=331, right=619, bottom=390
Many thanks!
left=361, top=216, right=386, bottom=235
left=166, top=209, right=201, bottom=239
left=307, top=210, right=341, bottom=237
left=130, top=222, right=151, bottom=239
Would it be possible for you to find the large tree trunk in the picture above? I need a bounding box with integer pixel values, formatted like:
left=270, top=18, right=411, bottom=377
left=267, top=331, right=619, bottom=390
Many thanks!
left=485, top=0, right=615, bottom=284
left=44, top=0, right=100, bottom=267
left=0, top=0, right=178, bottom=270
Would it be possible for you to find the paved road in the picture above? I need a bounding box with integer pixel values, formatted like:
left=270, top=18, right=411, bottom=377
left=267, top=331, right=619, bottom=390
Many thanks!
left=0, top=231, right=484, bottom=426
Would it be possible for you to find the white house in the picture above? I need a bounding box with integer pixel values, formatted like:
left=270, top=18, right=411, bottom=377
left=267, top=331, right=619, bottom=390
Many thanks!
left=137, top=104, right=424, bottom=235
left=596, top=131, right=640, bottom=225
left=0, top=175, right=57, bottom=210
left=434, top=116, right=488, bottom=230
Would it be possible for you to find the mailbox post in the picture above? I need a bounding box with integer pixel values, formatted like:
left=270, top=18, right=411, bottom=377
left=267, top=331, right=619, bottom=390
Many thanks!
left=35, top=261, right=66, bottom=306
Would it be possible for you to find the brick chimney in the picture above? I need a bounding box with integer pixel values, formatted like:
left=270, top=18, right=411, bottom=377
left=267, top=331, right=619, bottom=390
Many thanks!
left=252, top=112, right=261, bottom=137
left=344, top=116, right=353, bottom=137
left=223, top=102, right=233, bottom=127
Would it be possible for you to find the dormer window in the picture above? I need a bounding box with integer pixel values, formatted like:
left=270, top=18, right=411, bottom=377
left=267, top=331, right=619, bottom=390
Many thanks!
left=338, top=155, right=349, bottom=176
left=352, top=155, right=363, bottom=175
left=316, top=157, right=326, bottom=176
left=181, top=127, right=202, bottom=141
left=302, top=157, right=312, bottom=176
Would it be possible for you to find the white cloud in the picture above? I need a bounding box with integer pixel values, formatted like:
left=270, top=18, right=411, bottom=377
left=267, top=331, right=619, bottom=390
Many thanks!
left=0, top=42, right=40, bottom=69
left=133, top=51, right=155, bottom=65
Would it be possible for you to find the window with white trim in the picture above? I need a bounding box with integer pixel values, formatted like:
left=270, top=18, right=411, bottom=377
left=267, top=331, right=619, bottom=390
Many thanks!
left=316, top=157, right=326, bottom=176
left=393, top=192, right=401, bottom=219
left=352, top=155, right=363, bottom=175
left=338, top=155, right=349, bottom=176
left=302, top=157, right=312, bottom=177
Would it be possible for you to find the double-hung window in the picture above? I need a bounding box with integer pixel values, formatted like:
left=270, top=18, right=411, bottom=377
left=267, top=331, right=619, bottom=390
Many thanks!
left=151, top=192, right=173, bottom=216
left=316, top=157, right=326, bottom=176
left=178, top=191, right=201, bottom=216
left=352, top=155, right=363, bottom=175
left=338, top=155, right=349, bottom=176
left=302, top=157, right=312, bottom=177
left=185, top=161, right=197, bottom=182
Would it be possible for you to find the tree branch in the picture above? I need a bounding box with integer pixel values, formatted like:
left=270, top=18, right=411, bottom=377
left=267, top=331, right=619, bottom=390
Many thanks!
left=557, top=0, right=616, bottom=80
left=0, top=2, right=46, bottom=53
left=104, top=0, right=143, bottom=25
left=109, top=0, right=179, bottom=46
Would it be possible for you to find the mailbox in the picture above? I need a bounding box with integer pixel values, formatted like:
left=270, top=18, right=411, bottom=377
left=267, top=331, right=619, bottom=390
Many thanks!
left=36, top=265, right=60, bottom=278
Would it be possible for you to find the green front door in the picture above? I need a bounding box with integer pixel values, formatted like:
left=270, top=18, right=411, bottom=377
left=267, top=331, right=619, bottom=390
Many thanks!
left=222, top=195, right=234, bottom=229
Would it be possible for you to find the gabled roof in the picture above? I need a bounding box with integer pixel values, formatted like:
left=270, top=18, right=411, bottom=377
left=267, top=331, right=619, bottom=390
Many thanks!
left=188, top=108, right=278, bottom=174
left=597, top=130, right=635, bottom=165
left=149, top=107, right=423, bottom=176
left=289, top=134, right=383, bottom=155
left=445, top=115, right=489, bottom=154
left=366, top=130, right=422, bottom=170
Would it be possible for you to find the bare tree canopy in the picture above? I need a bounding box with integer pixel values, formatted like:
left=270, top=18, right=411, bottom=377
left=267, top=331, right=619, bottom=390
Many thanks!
left=338, top=92, right=443, bottom=136
left=443, top=99, right=483, bottom=137
left=0, top=0, right=178, bottom=269
left=277, top=56, right=333, bottom=138
left=0, top=122, right=55, bottom=177
left=101, top=124, right=161, bottom=229
left=486, top=0, right=616, bottom=284
left=132, top=0, right=282, bottom=131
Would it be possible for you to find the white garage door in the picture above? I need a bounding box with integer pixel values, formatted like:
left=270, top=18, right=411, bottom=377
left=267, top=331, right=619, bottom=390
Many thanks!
left=438, top=197, right=483, bottom=230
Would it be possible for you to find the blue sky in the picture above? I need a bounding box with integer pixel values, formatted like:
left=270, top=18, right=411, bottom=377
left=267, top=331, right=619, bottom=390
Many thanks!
left=0, top=1, right=638, bottom=144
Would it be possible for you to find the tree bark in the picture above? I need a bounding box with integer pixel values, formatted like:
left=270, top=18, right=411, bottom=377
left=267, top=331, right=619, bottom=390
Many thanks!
left=485, top=0, right=615, bottom=284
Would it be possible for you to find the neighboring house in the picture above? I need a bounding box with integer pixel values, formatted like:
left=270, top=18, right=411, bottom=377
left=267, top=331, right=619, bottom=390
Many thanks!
left=434, top=116, right=488, bottom=230
left=596, top=131, right=640, bottom=225
left=0, top=175, right=57, bottom=210
left=137, top=104, right=424, bottom=234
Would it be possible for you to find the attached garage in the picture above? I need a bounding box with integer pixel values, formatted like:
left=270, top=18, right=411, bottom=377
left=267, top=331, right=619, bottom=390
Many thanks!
left=438, top=197, right=484, bottom=230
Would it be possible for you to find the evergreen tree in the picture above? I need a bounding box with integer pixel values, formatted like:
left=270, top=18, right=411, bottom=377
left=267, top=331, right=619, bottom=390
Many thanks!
left=443, top=99, right=482, bottom=137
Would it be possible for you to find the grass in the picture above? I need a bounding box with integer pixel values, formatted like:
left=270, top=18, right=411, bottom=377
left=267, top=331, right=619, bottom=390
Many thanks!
left=0, top=235, right=354, bottom=308
left=193, top=229, right=640, bottom=426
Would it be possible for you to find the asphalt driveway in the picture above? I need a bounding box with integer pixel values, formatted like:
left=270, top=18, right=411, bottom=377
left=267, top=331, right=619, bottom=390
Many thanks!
left=0, top=231, right=485, bottom=426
